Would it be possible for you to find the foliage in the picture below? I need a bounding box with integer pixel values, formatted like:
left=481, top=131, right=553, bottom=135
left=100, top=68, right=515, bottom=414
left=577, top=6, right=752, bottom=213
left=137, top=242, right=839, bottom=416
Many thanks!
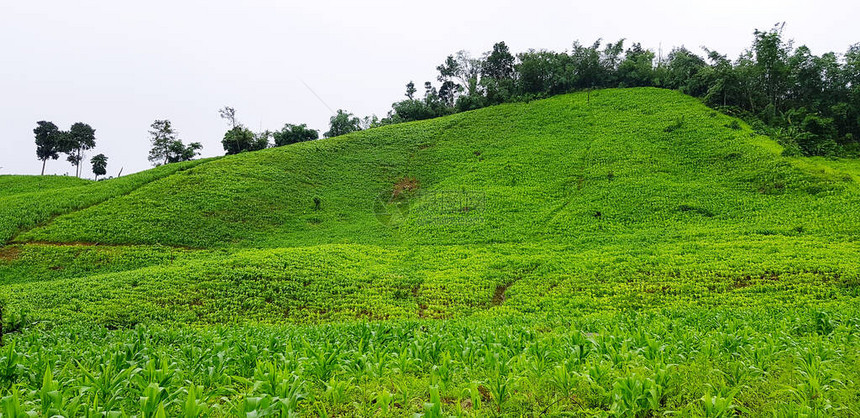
left=32, top=121, right=62, bottom=175
left=64, top=122, right=97, bottom=178
left=324, top=110, right=361, bottom=138
left=148, top=120, right=202, bottom=166
left=273, top=123, right=318, bottom=147
left=221, top=126, right=267, bottom=155
left=90, top=153, right=108, bottom=180
left=383, top=25, right=860, bottom=157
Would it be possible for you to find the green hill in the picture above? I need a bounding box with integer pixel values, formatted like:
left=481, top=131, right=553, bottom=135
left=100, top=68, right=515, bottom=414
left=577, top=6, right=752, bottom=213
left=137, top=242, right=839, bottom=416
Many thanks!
left=2, top=88, right=859, bottom=416
left=0, top=175, right=90, bottom=198
left=14, top=88, right=860, bottom=249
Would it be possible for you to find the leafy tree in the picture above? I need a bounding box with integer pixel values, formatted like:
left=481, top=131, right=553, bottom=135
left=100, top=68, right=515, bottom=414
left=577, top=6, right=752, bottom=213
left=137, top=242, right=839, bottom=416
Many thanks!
left=64, top=122, right=96, bottom=178
left=438, top=81, right=458, bottom=107
left=480, top=42, right=517, bottom=105
left=617, top=43, right=656, bottom=87
left=34, top=121, right=62, bottom=175
left=701, top=50, right=743, bottom=107
left=516, top=50, right=574, bottom=97
left=750, top=24, right=791, bottom=111
left=148, top=120, right=202, bottom=165
left=601, top=39, right=626, bottom=84
left=222, top=127, right=268, bottom=155
left=166, top=140, right=202, bottom=163
left=437, top=51, right=481, bottom=96
left=570, top=40, right=607, bottom=88
left=482, top=41, right=516, bottom=80
left=90, top=154, right=108, bottom=180
left=273, top=124, right=319, bottom=146
left=324, top=110, right=362, bottom=138
left=218, top=106, right=267, bottom=154
left=148, top=119, right=178, bottom=165
left=661, top=47, right=708, bottom=96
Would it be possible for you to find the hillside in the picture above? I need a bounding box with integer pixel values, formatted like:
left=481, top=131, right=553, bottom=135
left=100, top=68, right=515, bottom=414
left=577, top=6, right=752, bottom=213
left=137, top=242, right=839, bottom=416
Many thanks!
left=14, top=88, right=860, bottom=249
left=0, top=175, right=90, bottom=198
left=2, top=88, right=859, bottom=416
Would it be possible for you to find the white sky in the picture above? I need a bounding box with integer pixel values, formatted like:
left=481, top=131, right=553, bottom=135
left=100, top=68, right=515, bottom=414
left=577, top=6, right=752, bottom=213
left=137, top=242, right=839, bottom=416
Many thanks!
left=1, top=0, right=857, bottom=177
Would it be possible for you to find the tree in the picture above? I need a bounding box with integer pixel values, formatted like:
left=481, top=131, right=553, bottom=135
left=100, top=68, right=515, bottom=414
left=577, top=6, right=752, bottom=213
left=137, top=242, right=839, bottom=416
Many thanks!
left=147, top=120, right=202, bottom=165
left=324, top=110, right=362, bottom=138
left=222, top=127, right=267, bottom=155
left=34, top=121, right=62, bottom=175
left=273, top=123, right=319, bottom=146
left=751, top=24, right=791, bottom=112
left=90, top=154, right=108, bottom=180
left=405, top=81, right=417, bottom=100
left=218, top=107, right=267, bottom=154
left=617, top=43, right=656, bottom=87
left=661, top=47, right=708, bottom=95
left=437, top=51, right=481, bottom=96
left=167, top=140, right=202, bottom=163
left=570, top=40, right=607, bottom=89
left=219, top=107, right=238, bottom=129
left=65, top=122, right=96, bottom=178
left=482, top=41, right=516, bottom=80
left=701, top=49, right=743, bottom=107
left=148, top=119, right=178, bottom=165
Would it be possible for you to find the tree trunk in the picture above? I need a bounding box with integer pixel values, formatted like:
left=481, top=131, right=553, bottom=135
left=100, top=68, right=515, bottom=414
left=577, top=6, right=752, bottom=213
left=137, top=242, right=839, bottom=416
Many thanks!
left=41, top=159, right=46, bottom=176
left=76, top=148, right=82, bottom=178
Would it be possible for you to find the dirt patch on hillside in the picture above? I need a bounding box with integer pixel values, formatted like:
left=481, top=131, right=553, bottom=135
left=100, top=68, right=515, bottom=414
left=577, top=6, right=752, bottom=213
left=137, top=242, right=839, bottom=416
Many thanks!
left=393, top=177, right=420, bottom=197
left=491, top=278, right=521, bottom=307
left=0, top=246, right=21, bottom=261
left=413, top=284, right=428, bottom=318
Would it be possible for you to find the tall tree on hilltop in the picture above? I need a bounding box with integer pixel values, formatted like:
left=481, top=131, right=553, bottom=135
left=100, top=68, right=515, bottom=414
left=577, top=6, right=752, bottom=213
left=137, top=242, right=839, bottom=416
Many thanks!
left=34, top=121, right=62, bottom=175
left=90, top=153, right=108, bottom=180
left=148, top=119, right=178, bottom=165
left=148, top=119, right=202, bottom=165
left=64, top=122, right=96, bottom=178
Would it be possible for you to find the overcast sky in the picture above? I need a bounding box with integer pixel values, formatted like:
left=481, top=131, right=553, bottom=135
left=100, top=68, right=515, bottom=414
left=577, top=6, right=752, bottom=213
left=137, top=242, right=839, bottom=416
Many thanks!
left=1, top=0, right=857, bottom=177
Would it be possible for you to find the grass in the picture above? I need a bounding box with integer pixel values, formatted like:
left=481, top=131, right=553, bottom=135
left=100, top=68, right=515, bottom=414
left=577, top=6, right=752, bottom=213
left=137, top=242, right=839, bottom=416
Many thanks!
left=1, top=88, right=860, bottom=416
left=0, top=175, right=90, bottom=198
left=0, top=158, right=213, bottom=244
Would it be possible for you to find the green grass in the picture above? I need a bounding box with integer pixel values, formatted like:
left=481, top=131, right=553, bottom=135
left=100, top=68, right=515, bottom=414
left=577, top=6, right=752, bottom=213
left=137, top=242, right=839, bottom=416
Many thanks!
left=1, top=88, right=860, bottom=416
left=0, top=158, right=214, bottom=244
left=16, top=88, right=860, bottom=249
left=0, top=175, right=90, bottom=198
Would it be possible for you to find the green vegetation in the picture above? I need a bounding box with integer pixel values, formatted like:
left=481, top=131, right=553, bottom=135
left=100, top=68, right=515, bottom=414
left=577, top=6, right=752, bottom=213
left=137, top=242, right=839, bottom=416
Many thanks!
left=0, top=176, right=90, bottom=199
left=2, top=88, right=860, bottom=416
left=0, top=158, right=212, bottom=244
left=381, top=26, right=860, bottom=158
